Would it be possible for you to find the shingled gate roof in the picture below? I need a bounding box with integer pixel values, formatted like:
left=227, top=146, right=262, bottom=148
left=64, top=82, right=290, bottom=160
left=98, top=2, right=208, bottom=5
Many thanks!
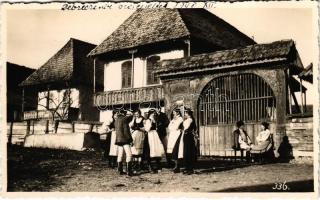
left=156, top=40, right=302, bottom=75
left=20, top=38, right=96, bottom=87
left=88, top=9, right=255, bottom=57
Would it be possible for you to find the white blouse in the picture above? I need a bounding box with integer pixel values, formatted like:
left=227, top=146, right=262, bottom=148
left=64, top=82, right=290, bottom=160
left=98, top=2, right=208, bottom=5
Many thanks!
left=256, top=129, right=271, bottom=144
left=168, top=116, right=183, bottom=132
left=102, top=118, right=114, bottom=133
left=183, top=118, right=193, bottom=131
left=144, top=119, right=155, bottom=132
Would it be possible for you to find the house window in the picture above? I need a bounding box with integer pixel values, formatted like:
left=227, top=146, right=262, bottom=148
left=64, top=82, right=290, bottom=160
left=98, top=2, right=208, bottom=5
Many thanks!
left=146, top=56, right=161, bottom=85
left=121, top=61, right=132, bottom=88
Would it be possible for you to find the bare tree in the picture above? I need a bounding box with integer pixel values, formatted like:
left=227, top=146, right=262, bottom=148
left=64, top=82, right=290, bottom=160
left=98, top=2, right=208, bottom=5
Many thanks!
left=37, top=87, right=75, bottom=133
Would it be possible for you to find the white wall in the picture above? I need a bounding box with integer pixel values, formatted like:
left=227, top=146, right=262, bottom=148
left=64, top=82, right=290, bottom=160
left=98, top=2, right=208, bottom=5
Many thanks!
left=104, top=50, right=184, bottom=91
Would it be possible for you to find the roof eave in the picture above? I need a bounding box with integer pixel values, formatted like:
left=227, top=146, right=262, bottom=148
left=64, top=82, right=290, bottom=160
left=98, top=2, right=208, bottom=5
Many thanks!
left=87, top=36, right=190, bottom=59
left=157, top=57, right=288, bottom=78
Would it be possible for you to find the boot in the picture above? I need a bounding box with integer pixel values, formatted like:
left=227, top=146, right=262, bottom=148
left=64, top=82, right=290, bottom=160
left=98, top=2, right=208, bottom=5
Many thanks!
left=107, top=157, right=112, bottom=168
left=136, top=161, right=142, bottom=172
left=173, top=160, right=180, bottom=173
left=166, top=154, right=174, bottom=168
left=117, top=162, right=125, bottom=175
left=126, top=162, right=133, bottom=176
left=156, top=158, right=161, bottom=171
left=111, top=157, right=117, bottom=169
left=150, top=160, right=157, bottom=174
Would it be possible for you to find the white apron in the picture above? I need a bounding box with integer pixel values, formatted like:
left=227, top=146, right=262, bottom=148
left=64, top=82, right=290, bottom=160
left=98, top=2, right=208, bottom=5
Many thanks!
left=167, top=116, right=184, bottom=158
left=148, top=130, right=165, bottom=158
left=109, top=131, right=118, bottom=156
left=131, top=130, right=145, bottom=155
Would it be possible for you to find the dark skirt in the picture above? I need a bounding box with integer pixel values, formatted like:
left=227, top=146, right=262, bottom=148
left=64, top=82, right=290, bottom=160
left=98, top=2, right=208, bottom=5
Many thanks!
left=104, top=132, right=112, bottom=156
left=183, top=133, right=197, bottom=169
left=142, top=133, right=150, bottom=161
left=171, top=133, right=183, bottom=160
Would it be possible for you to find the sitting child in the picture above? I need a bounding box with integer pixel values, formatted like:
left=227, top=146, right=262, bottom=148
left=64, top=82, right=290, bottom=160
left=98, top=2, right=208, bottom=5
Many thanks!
left=234, top=120, right=252, bottom=151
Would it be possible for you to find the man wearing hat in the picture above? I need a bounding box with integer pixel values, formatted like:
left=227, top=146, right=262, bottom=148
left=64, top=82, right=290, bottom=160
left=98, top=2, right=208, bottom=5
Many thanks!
left=114, top=109, right=134, bottom=176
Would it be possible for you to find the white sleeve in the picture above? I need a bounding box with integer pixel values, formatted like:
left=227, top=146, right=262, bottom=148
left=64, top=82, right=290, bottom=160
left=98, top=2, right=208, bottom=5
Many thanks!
left=129, top=118, right=134, bottom=128
left=101, top=121, right=108, bottom=132
left=260, top=130, right=271, bottom=141
left=144, top=119, right=152, bottom=132
left=238, top=135, right=244, bottom=144
left=177, top=117, right=183, bottom=129
left=247, top=136, right=252, bottom=144
left=183, top=118, right=192, bottom=131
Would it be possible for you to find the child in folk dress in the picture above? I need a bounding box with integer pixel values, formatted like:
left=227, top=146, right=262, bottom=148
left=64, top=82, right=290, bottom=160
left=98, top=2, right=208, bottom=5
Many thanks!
left=129, top=109, right=145, bottom=172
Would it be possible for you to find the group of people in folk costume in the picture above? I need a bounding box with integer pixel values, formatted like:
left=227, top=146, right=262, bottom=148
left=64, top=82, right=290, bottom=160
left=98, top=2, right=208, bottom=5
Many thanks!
left=103, top=107, right=198, bottom=176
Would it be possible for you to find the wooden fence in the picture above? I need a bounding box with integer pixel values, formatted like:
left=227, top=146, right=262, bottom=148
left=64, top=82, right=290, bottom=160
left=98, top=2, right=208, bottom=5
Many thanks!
left=7, top=122, right=29, bottom=145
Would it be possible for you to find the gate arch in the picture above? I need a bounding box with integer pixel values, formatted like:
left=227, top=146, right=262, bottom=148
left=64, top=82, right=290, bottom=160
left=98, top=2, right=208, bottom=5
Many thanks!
left=197, top=73, right=276, bottom=156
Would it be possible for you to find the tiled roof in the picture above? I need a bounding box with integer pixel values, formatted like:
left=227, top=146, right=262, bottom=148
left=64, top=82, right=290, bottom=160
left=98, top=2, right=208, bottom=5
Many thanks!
left=88, top=9, right=255, bottom=56
left=156, top=40, right=297, bottom=75
left=20, top=38, right=96, bottom=87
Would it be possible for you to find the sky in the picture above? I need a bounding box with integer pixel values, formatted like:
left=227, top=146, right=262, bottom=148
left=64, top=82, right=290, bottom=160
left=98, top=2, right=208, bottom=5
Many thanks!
left=6, top=7, right=316, bottom=69
left=5, top=6, right=317, bottom=103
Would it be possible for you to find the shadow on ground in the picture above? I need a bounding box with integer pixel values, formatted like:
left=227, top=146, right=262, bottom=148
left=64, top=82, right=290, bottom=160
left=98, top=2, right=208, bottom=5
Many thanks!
left=7, top=145, right=104, bottom=191
left=215, top=180, right=314, bottom=192
left=195, top=157, right=256, bottom=174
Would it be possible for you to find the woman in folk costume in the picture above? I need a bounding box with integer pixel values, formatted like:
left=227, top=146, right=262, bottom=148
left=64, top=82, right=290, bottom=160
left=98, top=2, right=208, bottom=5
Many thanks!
left=129, top=109, right=145, bottom=171
left=103, top=111, right=118, bottom=168
left=145, top=109, right=165, bottom=173
left=167, top=108, right=184, bottom=173
left=155, top=108, right=171, bottom=167
left=250, top=122, right=272, bottom=151
left=114, top=109, right=134, bottom=176
left=108, top=111, right=119, bottom=167
left=182, top=109, right=198, bottom=175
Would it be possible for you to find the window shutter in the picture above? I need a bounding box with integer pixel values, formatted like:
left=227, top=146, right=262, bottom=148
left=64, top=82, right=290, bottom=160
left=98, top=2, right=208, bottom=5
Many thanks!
left=121, top=61, right=132, bottom=88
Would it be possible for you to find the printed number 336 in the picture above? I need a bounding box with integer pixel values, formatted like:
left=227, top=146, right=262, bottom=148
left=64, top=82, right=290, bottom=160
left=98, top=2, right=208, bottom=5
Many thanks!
left=272, top=181, right=289, bottom=191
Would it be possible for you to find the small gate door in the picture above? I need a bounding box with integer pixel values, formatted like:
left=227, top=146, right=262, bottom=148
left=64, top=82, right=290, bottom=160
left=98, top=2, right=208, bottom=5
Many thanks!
left=197, top=74, right=276, bottom=156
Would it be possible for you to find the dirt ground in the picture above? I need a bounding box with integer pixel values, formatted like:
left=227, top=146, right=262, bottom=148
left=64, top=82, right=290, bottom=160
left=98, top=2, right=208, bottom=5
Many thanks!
left=7, top=145, right=314, bottom=192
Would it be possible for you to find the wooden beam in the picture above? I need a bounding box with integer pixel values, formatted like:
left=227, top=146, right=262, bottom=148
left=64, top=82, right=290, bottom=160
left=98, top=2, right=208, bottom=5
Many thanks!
left=93, top=58, right=96, bottom=94
left=184, top=39, right=191, bottom=56
left=21, top=87, right=25, bottom=120
left=287, top=70, right=292, bottom=115
left=300, top=78, right=304, bottom=114
left=129, top=49, right=137, bottom=88
left=289, top=83, right=301, bottom=114
left=304, top=91, right=307, bottom=112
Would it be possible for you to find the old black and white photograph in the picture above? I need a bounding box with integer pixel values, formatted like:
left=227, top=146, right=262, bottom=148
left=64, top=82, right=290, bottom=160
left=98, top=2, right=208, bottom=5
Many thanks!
left=2, top=1, right=318, bottom=196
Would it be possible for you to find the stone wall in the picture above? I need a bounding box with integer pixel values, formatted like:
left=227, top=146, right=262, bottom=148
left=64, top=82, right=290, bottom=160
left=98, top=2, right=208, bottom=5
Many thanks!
left=285, top=117, right=313, bottom=157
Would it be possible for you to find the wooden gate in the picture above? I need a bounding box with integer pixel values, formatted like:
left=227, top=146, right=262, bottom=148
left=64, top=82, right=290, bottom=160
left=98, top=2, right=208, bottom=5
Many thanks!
left=198, top=73, right=276, bottom=156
